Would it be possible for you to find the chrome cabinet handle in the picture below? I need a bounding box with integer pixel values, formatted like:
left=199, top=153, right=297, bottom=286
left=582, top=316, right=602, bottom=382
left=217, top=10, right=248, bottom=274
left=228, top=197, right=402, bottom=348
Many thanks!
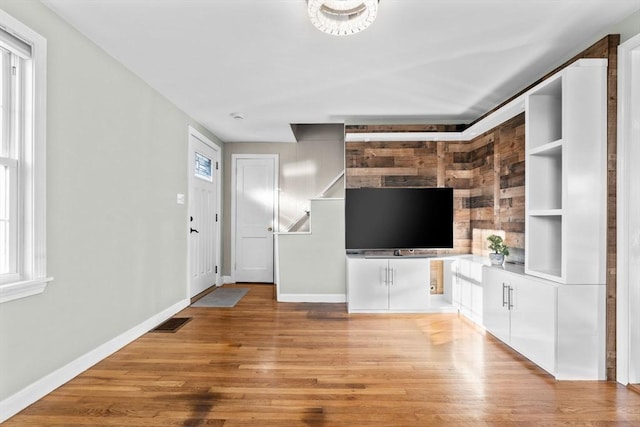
left=502, top=283, right=509, bottom=307
left=508, top=286, right=514, bottom=310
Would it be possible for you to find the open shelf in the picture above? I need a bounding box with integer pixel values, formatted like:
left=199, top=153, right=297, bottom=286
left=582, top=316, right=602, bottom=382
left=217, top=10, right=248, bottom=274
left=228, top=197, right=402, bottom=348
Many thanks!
left=529, top=209, right=563, bottom=216
left=529, top=139, right=563, bottom=156
left=524, top=59, right=607, bottom=285
left=526, top=215, right=562, bottom=281
left=528, top=146, right=562, bottom=211
left=527, top=77, right=562, bottom=150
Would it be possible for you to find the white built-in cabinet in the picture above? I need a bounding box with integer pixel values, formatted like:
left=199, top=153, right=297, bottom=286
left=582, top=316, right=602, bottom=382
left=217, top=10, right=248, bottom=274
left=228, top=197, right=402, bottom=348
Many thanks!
left=483, top=265, right=605, bottom=380
left=483, top=266, right=557, bottom=375
left=343, top=59, right=608, bottom=379
left=480, top=58, right=608, bottom=379
left=346, top=256, right=429, bottom=313
left=525, top=58, right=607, bottom=284
left=450, top=257, right=484, bottom=325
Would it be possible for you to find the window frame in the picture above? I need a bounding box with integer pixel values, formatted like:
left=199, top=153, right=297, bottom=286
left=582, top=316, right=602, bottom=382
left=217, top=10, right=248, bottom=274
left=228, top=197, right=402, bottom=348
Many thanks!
left=0, top=9, right=51, bottom=304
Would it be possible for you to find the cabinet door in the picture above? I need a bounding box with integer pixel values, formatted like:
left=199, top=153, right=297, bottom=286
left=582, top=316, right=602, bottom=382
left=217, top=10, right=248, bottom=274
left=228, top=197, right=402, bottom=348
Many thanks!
left=482, top=267, right=511, bottom=343
left=510, top=275, right=557, bottom=375
left=347, top=258, right=389, bottom=311
left=451, top=261, right=461, bottom=308
left=388, top=258, right=429, bottom=311
left=469, top=281, right=483, bottom=325
left=460, top=277, right=473, bottom=319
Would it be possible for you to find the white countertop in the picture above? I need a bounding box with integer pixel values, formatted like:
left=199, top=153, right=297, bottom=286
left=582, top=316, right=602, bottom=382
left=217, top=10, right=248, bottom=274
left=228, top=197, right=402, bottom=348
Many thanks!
left=347, top=253, right=527, bottom=276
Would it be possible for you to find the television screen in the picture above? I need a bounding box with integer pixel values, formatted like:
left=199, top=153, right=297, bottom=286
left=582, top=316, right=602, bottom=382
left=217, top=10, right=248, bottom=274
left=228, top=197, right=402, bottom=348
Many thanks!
left=345, top=187, right=454, bottom=250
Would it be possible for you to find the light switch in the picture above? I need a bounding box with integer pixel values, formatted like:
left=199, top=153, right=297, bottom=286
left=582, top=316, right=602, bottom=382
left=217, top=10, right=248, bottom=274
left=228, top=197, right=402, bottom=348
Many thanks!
left=177, top=193, right=185, bottom=205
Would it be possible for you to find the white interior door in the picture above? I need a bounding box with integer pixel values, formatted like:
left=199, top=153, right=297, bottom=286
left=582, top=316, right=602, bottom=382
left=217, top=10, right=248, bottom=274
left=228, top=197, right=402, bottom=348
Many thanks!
left=232, top=155, right=277, bottom=283
left=188, top=128, right=221, bottom=297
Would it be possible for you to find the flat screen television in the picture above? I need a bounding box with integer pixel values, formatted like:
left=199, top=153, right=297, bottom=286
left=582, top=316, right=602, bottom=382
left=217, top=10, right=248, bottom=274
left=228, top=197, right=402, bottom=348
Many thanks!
left=345, top=187, right=454, bottom=251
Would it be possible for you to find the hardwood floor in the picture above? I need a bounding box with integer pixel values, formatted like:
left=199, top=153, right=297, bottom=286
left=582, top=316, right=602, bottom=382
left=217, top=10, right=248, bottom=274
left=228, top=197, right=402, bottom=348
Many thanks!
left=6, top=284, right=640, bottom=426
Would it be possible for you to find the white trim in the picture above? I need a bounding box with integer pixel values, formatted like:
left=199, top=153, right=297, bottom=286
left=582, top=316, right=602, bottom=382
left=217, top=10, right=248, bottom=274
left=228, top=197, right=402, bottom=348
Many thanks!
left=310, top=197, right=344, bottom=201
left=187, top=126, right=222, bottom=296
left=285, top=172, right=345, bottom=232
left=318, top=171, right=344, bottom=197
left=274, top=232, right=281, bottom=298
left=617, top=33, right=640, bottom=386
left=277, top=293, right=346, bottom=303
left=222, top=275, right=233, bottom=284
left=0, top=8, right=50, bottom=303
left=0, top=276, right=53, bottom=303
left=0, top=298, right=190, bottom=423
left=230, top=154, right=279, bottom=283
left=345, top=94, right=525, bottom=142
left=346, top=131, right=465, bottom=142
left=275, top=231, right=312, bottom=236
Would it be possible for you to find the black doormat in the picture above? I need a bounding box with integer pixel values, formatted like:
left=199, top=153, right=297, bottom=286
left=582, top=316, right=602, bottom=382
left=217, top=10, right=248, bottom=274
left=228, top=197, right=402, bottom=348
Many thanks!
left=150, top=317, right=192, bottom=333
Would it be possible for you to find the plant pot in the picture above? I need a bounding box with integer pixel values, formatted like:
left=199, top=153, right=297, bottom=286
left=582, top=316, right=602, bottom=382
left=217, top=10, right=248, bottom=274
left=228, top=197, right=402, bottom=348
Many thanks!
left=489, top=253, right=505, bottom=266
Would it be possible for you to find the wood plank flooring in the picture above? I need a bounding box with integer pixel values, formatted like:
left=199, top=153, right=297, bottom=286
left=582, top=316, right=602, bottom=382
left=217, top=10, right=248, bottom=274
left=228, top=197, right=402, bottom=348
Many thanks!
left=6, top=284, right=640, bottom=426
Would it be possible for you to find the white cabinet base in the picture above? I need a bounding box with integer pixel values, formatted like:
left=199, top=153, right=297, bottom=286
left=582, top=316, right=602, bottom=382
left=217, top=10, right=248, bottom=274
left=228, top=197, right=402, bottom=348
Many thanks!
left=483, top=265, right=606, bottom=380
left=556, top=285, right=607, bottom=380
left=346, top=257, right=389, bottom=312
left=347, top=256, right=442, bottom=313
left=451, top=257, right=485, bottom=326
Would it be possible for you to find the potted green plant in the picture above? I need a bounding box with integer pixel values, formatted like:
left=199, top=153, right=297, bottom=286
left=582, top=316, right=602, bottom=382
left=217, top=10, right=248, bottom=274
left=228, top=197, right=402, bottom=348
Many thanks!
left=487, top=234, right=509, bottom=266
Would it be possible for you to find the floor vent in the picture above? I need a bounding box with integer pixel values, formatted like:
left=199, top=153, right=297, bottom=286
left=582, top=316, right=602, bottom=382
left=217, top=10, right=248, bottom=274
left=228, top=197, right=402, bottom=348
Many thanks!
left=150, top=317, right=192, bottom=333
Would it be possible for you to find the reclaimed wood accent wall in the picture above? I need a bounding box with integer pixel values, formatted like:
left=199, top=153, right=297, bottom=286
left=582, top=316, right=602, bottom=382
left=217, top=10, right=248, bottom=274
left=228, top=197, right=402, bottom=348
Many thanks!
left=345, top=114, right=525, bottom=257
left=468, top=114, right=526, bottom=254
left=345, top=140, right=469, bottom=254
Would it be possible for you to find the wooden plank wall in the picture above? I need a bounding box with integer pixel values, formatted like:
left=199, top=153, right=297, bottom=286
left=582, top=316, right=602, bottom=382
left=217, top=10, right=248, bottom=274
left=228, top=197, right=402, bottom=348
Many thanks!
left=345, top=114, right=525, bottom=257
left=346, top=140, right=468, bottom=254
left=469, top=114, right=526, bottom=255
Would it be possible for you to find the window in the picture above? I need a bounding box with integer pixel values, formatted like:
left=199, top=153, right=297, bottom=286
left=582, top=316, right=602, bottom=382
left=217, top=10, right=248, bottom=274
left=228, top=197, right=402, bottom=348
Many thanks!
left=0, top=10, right=49, bottom=303
left=194, top=152, right=213, bottom=182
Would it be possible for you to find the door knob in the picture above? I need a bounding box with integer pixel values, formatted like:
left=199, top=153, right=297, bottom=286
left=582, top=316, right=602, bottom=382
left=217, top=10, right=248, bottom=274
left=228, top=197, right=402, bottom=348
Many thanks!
left=268, top=227, right=273, bottom=232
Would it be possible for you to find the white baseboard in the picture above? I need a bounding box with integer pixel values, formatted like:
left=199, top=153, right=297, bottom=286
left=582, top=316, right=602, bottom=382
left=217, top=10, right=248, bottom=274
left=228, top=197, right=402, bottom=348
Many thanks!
left=222, top=275, right=233, bottom=284
left=0, top=298, right=190, bottom=423
left=277, top=293, right=346, bottom=303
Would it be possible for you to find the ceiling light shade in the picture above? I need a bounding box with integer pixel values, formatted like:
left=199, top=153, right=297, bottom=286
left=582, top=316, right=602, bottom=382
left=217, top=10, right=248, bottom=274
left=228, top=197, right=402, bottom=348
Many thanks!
left=307, top=0, right=379, bottom=36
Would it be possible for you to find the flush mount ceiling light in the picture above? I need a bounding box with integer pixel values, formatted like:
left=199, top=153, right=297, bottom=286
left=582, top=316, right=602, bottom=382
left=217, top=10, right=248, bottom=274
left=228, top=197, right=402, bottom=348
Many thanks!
left=307, top=0, right=379, bottom=36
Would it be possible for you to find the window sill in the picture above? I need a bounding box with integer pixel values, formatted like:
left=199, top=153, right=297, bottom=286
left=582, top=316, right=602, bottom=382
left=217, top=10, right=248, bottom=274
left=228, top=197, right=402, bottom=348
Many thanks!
left=0, top=277, right=54, bottom=304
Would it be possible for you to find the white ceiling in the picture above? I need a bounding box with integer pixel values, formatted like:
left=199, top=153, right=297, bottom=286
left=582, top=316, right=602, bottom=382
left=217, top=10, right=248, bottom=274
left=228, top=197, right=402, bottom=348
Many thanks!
left=42, top=0, right=640, bottom=143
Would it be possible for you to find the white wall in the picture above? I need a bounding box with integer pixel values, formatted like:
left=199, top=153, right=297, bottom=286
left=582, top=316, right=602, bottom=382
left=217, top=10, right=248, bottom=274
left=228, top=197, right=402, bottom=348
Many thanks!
left=276, top=198, right=346, bottom=301
left=613, top=9, right=640, bottom=43
left=222, top=138, right=344, bottom=276
left=0, top=0, right=220, bottom=409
